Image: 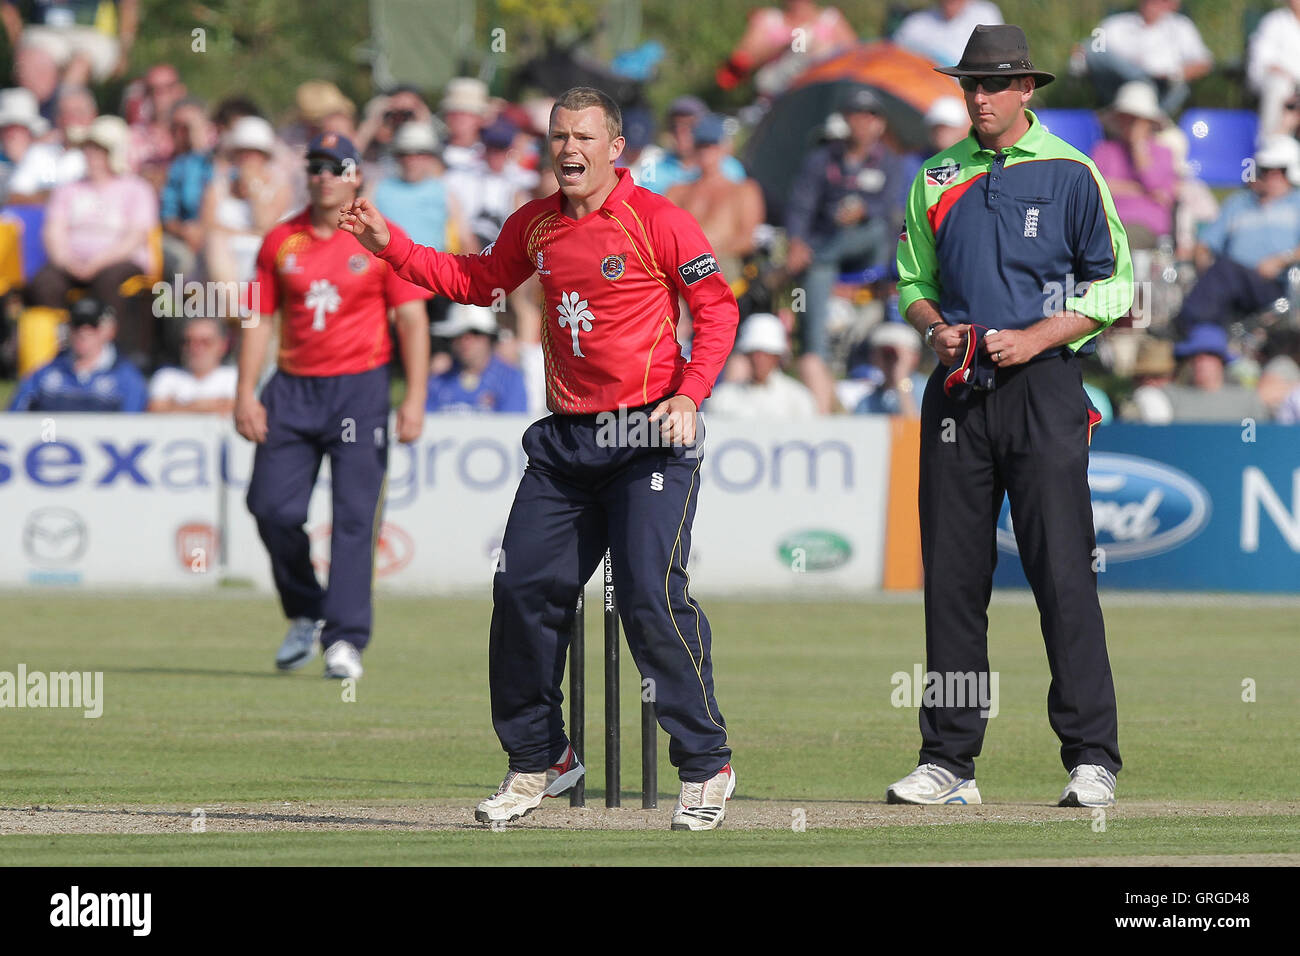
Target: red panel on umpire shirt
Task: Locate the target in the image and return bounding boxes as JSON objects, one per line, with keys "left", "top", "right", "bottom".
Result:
{"left": 255, "top": 211, "right": 429, "bottom": 376}
{"left": 376, "top": 167, "right": 738, "bottom": 413}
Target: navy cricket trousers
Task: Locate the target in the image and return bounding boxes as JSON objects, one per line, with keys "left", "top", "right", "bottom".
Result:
{"left": 917, "top": 354, "right": 1121, "bottom": 778}
{"left": 246, "top": 366, "right": 389, "bottom": 651}
{"left": 490, "top": 405, "right": 731, "bottom": 782}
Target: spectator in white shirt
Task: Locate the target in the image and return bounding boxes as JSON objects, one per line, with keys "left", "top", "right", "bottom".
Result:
{"left": 1085, "top": 0, "right": 1212, "bottom": 115}
{"left": 147, "top": 316, "right": 237, "bottom": 413}
{"left": 1248, "top": 0, "right": 1300, "bottom": 137}
{"left": 707, "top": 313, "right": 818, "bottom": 419}
{"left": 1, "top": 85, "right": 88, "bottom": 201}
{"left": 444, "top": 116, "right": 537, "bottom": 251}
{"left": 893, "top": 0, "right": 1004, "bottom": 67}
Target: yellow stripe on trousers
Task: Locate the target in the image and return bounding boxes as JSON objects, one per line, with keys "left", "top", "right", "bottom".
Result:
{"left": 663, "top": 436, "right": 727, "bottom": 743}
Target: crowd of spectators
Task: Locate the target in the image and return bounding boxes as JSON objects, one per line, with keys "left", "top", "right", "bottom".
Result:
{"left": 4, "top": 0, "right": 1300, "bottom": 425}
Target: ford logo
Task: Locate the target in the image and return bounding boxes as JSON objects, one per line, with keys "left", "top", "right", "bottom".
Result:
{"left": 997, "top": 453, "right": 1211, "bottom": 562}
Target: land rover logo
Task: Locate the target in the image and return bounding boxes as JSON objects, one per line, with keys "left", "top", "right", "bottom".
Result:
{"left": 778, "top": 530, "right": 852, "bottom": 571}
{"left": 997, "top": 453, "right": 1212, "bottom": 562}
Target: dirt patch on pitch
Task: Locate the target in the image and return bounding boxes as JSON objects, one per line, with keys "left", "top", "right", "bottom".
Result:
{"left": 0, "top": 799, "right": 1293, "bottom": 835}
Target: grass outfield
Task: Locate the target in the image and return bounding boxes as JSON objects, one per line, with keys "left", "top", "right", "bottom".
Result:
{"left": 0, "top": 593, "right": 1296, "bottom": 865}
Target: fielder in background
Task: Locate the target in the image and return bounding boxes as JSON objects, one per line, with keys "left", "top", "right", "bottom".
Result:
{"left": 892, "top": 25, "right": 1133, "bottom": 808}
{"left": 340, "top": 86, "right": 740, "bottom": 831}
{"left": 235, "top": 132, "right": 430, "bottom": 680}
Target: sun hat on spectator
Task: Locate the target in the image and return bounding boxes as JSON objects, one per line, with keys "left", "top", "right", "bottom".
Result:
{"left": 392, "top": 121, "right": 440, "bottom": 155}
{"left": 296, "top": 80, "right": 355, "bottom": 124}
{"left": 441, "top": 77, "right": 489, "bottom": 116}
{"left": 0, "top": 87, "right": 49, "bottom": 135}
{"left": 69, "top": 115, "right": 130, "bottom": 174}
{"left": 1174, "top": 324, "right": 1232, "bottom": 362}
{"left": 924, "top": 96, "right": 967, "bottom": 130}
{"left": 1255, "top": 134, "right": 1300, "bottom": 186}
{"left": 1132, "top": 337, "right": 1176, "bottom": 378}
{"left": 481, "top": 116, "right": 517, "bottom": 150}
{"left": 736, "top": 313, "right": 789, "bottom": 355}
{"left": 869, "top": 321, "right": 922, "bottom": 352}
{"left": 1108, "top": 81, "right": 1166, "bottom": 126}
{"left": 433, "top": 303, "right": 499, "bottom": 338}
{"left": 223, "top": 115, "right": 276, "bottom": 156}
{"left": 306, "top": 131, "right": 360, "bottom": 166}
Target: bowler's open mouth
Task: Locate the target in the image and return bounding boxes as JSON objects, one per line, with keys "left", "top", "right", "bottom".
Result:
{"left": 560, "top": 161, "right": 586, "bottom": 183}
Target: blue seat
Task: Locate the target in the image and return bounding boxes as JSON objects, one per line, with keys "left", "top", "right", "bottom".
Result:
{"left": 1034, "top": 109, "right": 1103, "bottom": 155}
{"left": 1178, "top": 109, "right": 1258, "bottom": 188}
{"left": 1, "top": 204, "right": 48, "bottom": 280}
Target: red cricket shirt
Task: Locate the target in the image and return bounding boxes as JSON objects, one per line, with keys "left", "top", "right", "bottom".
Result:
{"left": 255, "top": 210, "right": 429, "bottom": 376}
{"left": 375, "top": 167, "right": 739, "bottom": 413}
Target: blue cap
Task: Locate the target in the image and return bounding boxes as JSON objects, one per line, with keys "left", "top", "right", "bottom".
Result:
{"left": 306, "top": 131, "right": 359, "bottom": 165}
{"left": 481, "top": 116, "right": 517, "bottom": 150}
{"left": 622, "top": 106, "right": 654, "bottom": 149}
{"left": 668, "top": 95, "right": 706, "bottom": 118}
{"left": 1174, "top": 324, "right": 1232, "bottom": 362}
{"left": 843, "top": 87, "right": 884, "bottom": 115}
{"left": 693, "top": 113, "right": 727, "bottom": 146}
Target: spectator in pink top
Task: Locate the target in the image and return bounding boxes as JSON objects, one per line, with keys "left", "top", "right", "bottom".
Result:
{"left": 1090, "top": 82, "right": 1177, "bottom": 249}
{"left": 29, "top": 114, "right": 159, "bottom": 361}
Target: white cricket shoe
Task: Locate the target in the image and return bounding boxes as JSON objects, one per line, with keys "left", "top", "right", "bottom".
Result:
{"left": 322, "top": 640, "right": 364, "bottom": 680}
{"left": 671, "top": 764, "right": 736, "bottom": 831}
{"left": 1059, "top": 764, "right": 1117, "bottom": 807}
{"left": 474, "top": 745, "right": 585, "bottom": 825}
{"left": 886, "top": 763, "right": 982, "bottom": 805}
{"left": 275, "top": 617, "right": 323, "bottom": 671}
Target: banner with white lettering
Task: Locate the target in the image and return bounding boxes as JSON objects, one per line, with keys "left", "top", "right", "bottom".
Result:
{"left": 0, "top": 415, "right": 222, "bottom": 587}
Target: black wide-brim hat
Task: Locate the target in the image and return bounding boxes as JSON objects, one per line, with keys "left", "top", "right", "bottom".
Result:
{"left": 935, "top": 24, "right": 1055, "bottom": 87}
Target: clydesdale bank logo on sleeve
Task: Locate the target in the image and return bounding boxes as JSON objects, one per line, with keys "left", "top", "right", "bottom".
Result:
{"left": 678, "top": 253, "right": 720, "bottom": 285}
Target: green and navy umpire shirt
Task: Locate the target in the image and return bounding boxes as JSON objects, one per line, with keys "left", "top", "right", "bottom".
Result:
{"left": 896, "top": 109, "right": 1133, "bottom": 353}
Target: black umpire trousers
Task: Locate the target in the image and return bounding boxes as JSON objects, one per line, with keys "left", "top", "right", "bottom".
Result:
{"left": 917, "top": 352, "right": 1121, "bottom": 778}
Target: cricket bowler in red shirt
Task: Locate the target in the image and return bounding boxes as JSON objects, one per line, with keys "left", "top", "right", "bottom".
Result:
{"left": 236, "top": 132, "right": 430, "bottom": 681}
{"left": 341, "top": 87, "right": 738, "bottom": 830}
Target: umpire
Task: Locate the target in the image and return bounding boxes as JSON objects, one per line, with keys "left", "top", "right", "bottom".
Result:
{"left": 889, "top": 25, "right": 1133, "bottom": 808}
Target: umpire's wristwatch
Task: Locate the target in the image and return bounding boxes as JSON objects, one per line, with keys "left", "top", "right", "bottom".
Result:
{"left": 924, "top": 321, "right": 943, "bottom": 349}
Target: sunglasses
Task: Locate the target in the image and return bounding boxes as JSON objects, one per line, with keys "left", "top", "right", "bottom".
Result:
{"left": 959, "top": 75, "right": 1018, "bottom": 94}
{"left": 183, "top": 336, "right": 219, "bottom": 346}
{"left": 307, "top": 158, "right": 347, "bottom": 177}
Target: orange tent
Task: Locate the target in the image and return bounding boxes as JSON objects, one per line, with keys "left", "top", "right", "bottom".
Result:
{"left": 791, "top": 42, "right": 961, "bottom": 115}
{"left": 742, "top": 42, "right": 961, "bottom": 223}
